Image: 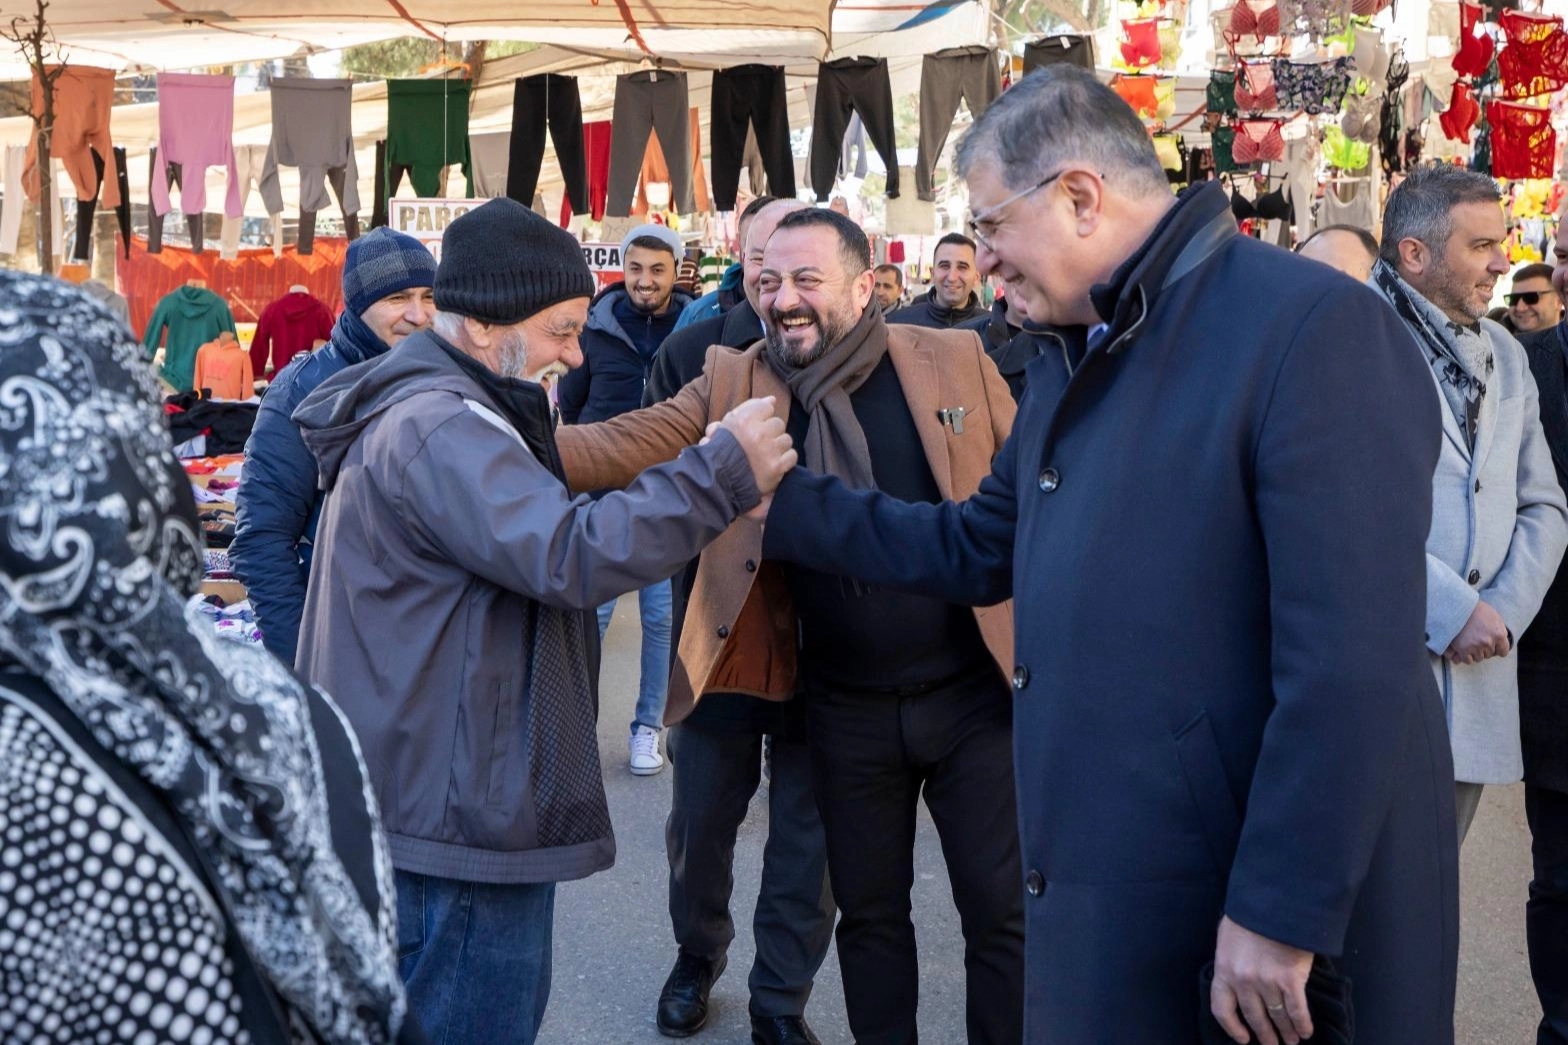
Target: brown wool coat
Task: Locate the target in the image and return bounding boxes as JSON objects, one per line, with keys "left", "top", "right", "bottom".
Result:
{"left": 555, "top": 324, "right": 1018, "bottom": 724}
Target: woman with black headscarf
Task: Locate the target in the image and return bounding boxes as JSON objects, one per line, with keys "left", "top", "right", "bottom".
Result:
{"left": 0, "top": 270, "right": 413, "bottom": 1044}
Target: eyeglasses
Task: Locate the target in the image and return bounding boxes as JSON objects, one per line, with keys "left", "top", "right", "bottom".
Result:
{"left": 1507, "top": 290, "right": 1557, "bottom": 306}
{"left": 966, "top": 169, "right": 1066, "bottom": 252}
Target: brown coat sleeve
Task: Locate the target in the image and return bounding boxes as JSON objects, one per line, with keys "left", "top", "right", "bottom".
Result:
{"left": 555, "top": 367, "right": 715, "bottom": 494}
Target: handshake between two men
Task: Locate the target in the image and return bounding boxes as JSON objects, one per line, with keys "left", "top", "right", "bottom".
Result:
{"left": 705, "top": 396, "right": 797, "bottom": 520}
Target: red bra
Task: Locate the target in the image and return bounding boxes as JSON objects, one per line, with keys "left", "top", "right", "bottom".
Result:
{"left": 1231, "top": 119, "right": 1285, "bottom": 164}
{"left": 1229, "top": 0, "right": 1281, "bottom": 42}
{"left": 1498, "top": 10, "right": 1568, "bottom": 100}
{"left": 1452, "top": 0, "right": 1496, "bottom": 79}
{"left": 1121, "top": 18, "right": 1162, "bottom": 69}
{"left": 1439, "top": 81, "right": 1480, "bottom": 142}
{"left": 1234, "top": 61, "right": 1278, "bottom": 112}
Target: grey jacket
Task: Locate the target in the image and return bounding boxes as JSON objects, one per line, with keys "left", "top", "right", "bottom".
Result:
{"left": 1419, "top": 317, "right": 1568, "bottom": 784}
{"left": 293, "top": 331, "right": 760, "bottom": 884}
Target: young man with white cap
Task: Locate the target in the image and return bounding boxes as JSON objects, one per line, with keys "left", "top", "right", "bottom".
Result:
{"left": 558, "top": 223, "right": 694, "bottom": 775}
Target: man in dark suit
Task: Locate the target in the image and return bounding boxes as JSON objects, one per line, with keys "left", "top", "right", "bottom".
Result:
{"left": 760, "top": 65, "right": 1458, "bottom": 1045}
{"left": 1515, "top": 217, "right": 1568, "bottom": 1045}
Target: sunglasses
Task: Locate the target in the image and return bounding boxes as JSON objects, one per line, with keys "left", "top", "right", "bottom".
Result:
{"left": 1506, "top": 290, "right": 1557, "bottom": 306}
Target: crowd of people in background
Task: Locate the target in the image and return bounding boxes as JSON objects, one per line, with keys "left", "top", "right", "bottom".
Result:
{"left": 7, "top": 62, "right": 1568, "bottom": 1045}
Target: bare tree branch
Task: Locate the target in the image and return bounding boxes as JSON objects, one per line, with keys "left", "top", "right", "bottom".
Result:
{"left": 1, "top": 0, "right": 66, "bottom": 273}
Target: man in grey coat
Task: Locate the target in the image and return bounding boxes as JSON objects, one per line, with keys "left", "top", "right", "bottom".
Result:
{"left": 293, "top": 198, "right": 797, "bottom": 1045}
{"left": 1370, "top": 164, "right": 1568, "bottom": 844}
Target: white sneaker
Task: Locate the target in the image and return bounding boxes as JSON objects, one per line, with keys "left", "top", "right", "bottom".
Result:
{"left": 629, "top": 725, "right": 665, "bottom": 776}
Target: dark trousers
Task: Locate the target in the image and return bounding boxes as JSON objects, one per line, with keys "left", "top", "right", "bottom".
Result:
{"left": 1022, "top": 34, "right": 1096, "bottom": 73}
{"left": 710, "top": 64, "right": 796, "bottom": 210}
{"left": 146, "top": 147, "right": 205, "bottom": 255}
{"left": 666, "top": 721, "right": 835, "bottom": 1018}
{"left": 606, "top": 71, "right": 693, "bottom": 218}
{"left": 75, "top": 146, "right": 130, "bottom": 261}
{"left": 508, "top": 74, "right": 587, "bottom": 214}
{"left": 1528, "top": 785, "right": 1568, "bottom": 1044}
{"left": 805, "top": 666, "right": 1025, "bottom": 1045}
{"left": 810, "top": 57, "right": 900, "bottom": 200}
{"left": 916, "top": 47, "right": 1001, "bottom": 202}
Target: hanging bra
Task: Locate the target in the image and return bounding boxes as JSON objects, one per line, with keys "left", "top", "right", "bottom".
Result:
{"left": 1272, "top": 57, "right": 1354, "bottom": 114}
{"left": 1256, "top": 183, "right": 1294, "bottom": 222}
{"left": 1350, "top": 27, "right": 1390, "bottom": 86}
{"left": 1158, "top": 23, "right": 1183, "bottom": 69}
{"left": 1322, "top": 123, "right": 1372, "bottom": 169}
{"left": 1110, "top": 74, "right": 1175, "bottom": 121}
{"left": 1498, "top": 10, "right": 1568, "bottom": 100}
{"left": 1452, "top": 1, "right": 1496, "bottom": 80}
{"left": 1208, "top": 69, "right": 1239, "bottom": 115}
{"left": 1231, "top": 182, "right": 1259, "bottom": 221}
{"left": 1121, "top": 18, "right": 1163, "bottom": 69}
{"left": 1229, "top": 0, "right": 1282, "bottom": 42}
{"left": 1152, "top": 133, "right": 1184, "bottom": 172}
{"left": 1235, "top": 61, "right": 1279, "bottom": 112}
{"left": 1340, "top": 89, "right": 1381, "bottom": 144}
{"left": 1278, "top": 0, "right": 1353, "bottom": 41}
{"left": 1439, "top": 81, "right": 1481, "bottom": 143}
{"left": 1231, "top": 119, "right": 1286, "bottom": 164}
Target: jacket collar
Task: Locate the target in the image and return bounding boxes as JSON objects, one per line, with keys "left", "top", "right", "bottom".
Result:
{"left": 720, "top": 299, "right": 764, "bottom": 348}
{"left": 587, "top": 282, "right": 694, "bottom": 347}
{"left": 1088, "top": 182, "right": 1235, "bottom": 352}
{"left": 429, "top": 334, "right": 565, "bottom": 480}
{"left": 919, "top": 287, "right": 984, "bottom": 326}
{"left": 326, "top": 305, "right": 394, "bottom": 367}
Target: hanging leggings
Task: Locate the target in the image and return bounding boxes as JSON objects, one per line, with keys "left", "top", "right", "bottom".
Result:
{"left": 709, "top": 64, "right": 796, "bottom": 211}
{"left": 810, "top": 57, "right": 900, "bottom": 200}
{"left": 147, "top": 148, "right": 207, "bottom": 254}
{"left": 259, "top": 77, "right": 361, "bottom": 256}
{"left": 1022, "top": 35, "right": 1096, "bottom": 73}
{"left": 916, "top": 46, "right": 1000, "bottom": 201}
{"left": 72, "top": 146, "right": 129, "bottom": 261}
{"left": 384, "top": 79, "right": 473, "bottom": 208}
{"left": 605, "top": 71, "right": 693, "bottom": 217}
{"left": 219, "top": 144, "right": 282, "bottom": 259}
{"left": 507, "top": 74, "right": 587, "bottom": 214}
{"left": 1, "top": 144, "right": 61, "bottom": 259}
{"left": 585, "top": 121, "right": 611, "bottom": 223}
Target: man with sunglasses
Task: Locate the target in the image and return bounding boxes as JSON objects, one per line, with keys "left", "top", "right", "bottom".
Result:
{"left": 757, "top": 65, "right": 1460, "bottom": 1045}
{"left": 1510, "top": 263, "right": 1564, "bottom": 335}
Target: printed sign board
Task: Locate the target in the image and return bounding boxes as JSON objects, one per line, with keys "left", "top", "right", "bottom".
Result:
{"left": 387, "top": 199, "right": 480, "bottom": 262}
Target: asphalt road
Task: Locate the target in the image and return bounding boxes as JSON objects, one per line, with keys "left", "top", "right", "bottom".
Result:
{"left": 537, "top": 598, "right": 1545, "bottom": 1044}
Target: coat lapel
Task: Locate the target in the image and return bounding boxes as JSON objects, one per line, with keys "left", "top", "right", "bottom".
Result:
{"left": 887, "top": 331, "right": 955, "bottom": 499}
{"left": 1426, "top": 363, "right": 1473, "bottom": 463}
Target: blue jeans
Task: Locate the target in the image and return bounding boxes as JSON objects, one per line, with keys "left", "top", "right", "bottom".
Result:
{"left": 395, "top": 870, "right": 556, "bottom": 1045}
{"left": 597, "top": 578, "right": 672, "bottom": 732}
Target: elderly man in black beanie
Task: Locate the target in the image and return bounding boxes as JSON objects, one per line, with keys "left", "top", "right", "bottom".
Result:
{"left": 292, "top": 197, "right": 798, "bottom": 1045}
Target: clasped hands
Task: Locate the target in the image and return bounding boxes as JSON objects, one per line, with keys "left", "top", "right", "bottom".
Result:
{"left": 703, "top": 397, "right": 796, "bottom": 520}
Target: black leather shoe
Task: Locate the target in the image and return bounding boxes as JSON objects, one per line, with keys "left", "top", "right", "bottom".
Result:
{"left": 750, "top": 1015, "right": 822, "bottom": 1045}
{"left": 656, "top": 951, "right": 727, "bottom": 1037}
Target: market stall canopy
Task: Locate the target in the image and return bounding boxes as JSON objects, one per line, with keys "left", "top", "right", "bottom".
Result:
{"left": 0, "top": 0, "right": 989, "bottom": 78}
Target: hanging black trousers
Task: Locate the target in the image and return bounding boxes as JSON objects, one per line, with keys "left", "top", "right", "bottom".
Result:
{"left": 507, "top": 74, "right": 588, "bottom": 214}
{"left": 1022, "top": 34, "right": 1096, "bottom": 74}
{"left": 146, "top": 147, "right": 206, "bottom": 255}
{"left": 710, "top": 64, "right": 796, "bottom": 211}
{"left": 75, "top": 145, "right": 130, "bottom": 261}
{"left": 810, "top": 57, "right": 899, "bottom": 200}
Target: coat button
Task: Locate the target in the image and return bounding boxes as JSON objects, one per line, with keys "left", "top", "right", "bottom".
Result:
{"left": 1012, "top": 665, "right": 1030, "bottom": 690}
{"left": 1038, "top": 467, "right": 1060, "bottom": 493}
{"left": 717, "top": 625, "right": 731, "bottom": 638}
{"left": 1475, "top": 479, "right": 1482, "bottom": 493}
{"left": 1468, "top": 569, "right": 1481, "bottom": 585}
{"left": 745, "top": 559, "right": 757, "bottom": 573}
{"left": 1025, "top": 870, "right": 1044, "bottom": 896}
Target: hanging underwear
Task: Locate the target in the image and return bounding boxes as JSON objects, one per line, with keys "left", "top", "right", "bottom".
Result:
{"left": 1439, "top": 82, "right": 1482, "bottom": 142}
{"left": 1110, "top": 75, "right": 1175, "bottom": 121}
{"left": 1322, "top": 124, "right": 1372, "bottom": 169}
{"left": 1211, "top": 124, "right": 1239, "bottom": 174}
{"left": 1208, "top": 69, "right": 1238, "bottom": 115}
{"left": 1350, "top": 27, "right": 1391, "bottom": 86}
{"left": 1488, "top": 99, "right": 1556, "bottom": 179}
{"left": 1158, "top": 24, "right": 1182, "bottom": 69}
{"left": 1235, "top": 61, "right": 1279, "bottom": 112}
{"left": 1121, "top": 18, "right": 1163, "bottom": 69}
{"left": 1272, "top": 57, "right": 1354, "bottom": 114}
{"left": 1232, "top": 119, "right": 1286, "bottom": 164}
{"left": 1231, "top": 178, "right": 1259, "bottom": 221}
{"left": 1452, "top": 1, "right": 1496, "bottom": 80}
{"left": 1229, "top": 0, "right": 1282, "bottom": 42}
{"left": 1152, "top": 133, "right": 1183, "bottom": 171}
{"left": 1498, "top": 10, "right": 1568, "bottom": 100}
{"left": 1340, "top": 89, "right": 1381, "bottom": 144}
{"left": 1278, "top": 0, "right": 1352, "bottom": 41}
{"left": 1256, "top": 183, "right": 1294, "bottom": 221}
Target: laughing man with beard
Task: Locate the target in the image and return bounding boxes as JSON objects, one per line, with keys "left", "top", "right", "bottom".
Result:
{"left": 555, "top": 207, "right": 1025, "bottom": 1045}
{"left": 559, "top": 223, "right": 695, "bottom": 776}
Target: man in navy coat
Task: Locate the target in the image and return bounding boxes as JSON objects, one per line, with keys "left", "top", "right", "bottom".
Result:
{"left": 761, "top": 66, "right": 1459, "bottom": 1045}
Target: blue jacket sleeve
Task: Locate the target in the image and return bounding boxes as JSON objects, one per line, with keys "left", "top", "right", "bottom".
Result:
{"left": 557, "top": 348, "right": 590, "bottom": 424}
{"left": 230, "top": 369, "right": 320, "bottom": 665}
{"left": 1223, "top": 288, "right": 1443, "bottom": 955}
{"left": 761, "top": 430, "right": 1019, "bottom": 606}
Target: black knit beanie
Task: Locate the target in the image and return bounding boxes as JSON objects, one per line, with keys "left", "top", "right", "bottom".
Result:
{"left": 434, "top": 197, "right": 596, "bottom": 325}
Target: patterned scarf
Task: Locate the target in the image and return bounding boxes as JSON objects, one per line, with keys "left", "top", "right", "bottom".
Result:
{"left": 1372, "top": 258, "right": 1493, "bottom": 448}
{"left": 763, "top": 298, "right": 888, "bottom": 491}
{"left": 0, "top": 273, "right": 405, "bottom": 1043}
